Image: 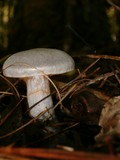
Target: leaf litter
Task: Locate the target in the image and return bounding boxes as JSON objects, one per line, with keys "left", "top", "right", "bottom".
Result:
{"left": 0, "top": 54, "right": 120, "bottom": 159}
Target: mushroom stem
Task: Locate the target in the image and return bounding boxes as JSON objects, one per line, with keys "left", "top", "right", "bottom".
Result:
{"left": 25, "top": 75, "right": 54, "bottom": 120}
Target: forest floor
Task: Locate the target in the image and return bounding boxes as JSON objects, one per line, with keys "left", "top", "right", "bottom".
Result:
{"left": 0, "top": 52, "right": 120, "bottom": 159}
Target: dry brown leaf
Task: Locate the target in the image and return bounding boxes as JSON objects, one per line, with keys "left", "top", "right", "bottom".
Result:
{"left": 96, "top": 96, "right": 120, "bottom": 140}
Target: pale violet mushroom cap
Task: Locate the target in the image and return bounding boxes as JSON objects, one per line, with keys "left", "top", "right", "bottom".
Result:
{"left": 2, "top": 48, "right": 75, "bottom": 120}
{"left": 3, "top": 48, "right": 75, "bottom": 77}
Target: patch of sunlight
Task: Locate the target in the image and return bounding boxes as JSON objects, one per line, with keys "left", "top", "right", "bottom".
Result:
{"left": 10, "top": 6, "right": 15, "bottom": 18}
{"left": 3, "top": 5, "right": 9, "bottom": 23}
{"left": 106, "top": 6, "right": 119, "bottom": 42}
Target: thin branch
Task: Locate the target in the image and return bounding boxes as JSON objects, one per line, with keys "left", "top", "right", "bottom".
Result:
{"left": 0, "top": 147, "right": 119, "bottom": 160}
{"left": 86, "top": 54, "right": 120, "bottom": 61}
{"left": 106, "top": 0, "right": 120, "bottom": 11}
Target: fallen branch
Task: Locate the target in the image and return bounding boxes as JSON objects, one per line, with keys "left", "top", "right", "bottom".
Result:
{"left": 0, "top": 147, "right": 119, "bottom": 160}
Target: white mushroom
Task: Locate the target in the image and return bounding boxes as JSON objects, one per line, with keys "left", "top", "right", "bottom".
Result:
{"left": 2, "top": 48, "right": 75, "bottom": 120}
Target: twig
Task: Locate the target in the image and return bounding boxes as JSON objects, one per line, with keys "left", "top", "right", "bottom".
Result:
{"left": 0, "top": 147, "right": 119, "bottom": 160}
{"left": 69, "top": 70, "right": 119, "bottom": 96}
{"left": 0, "top": 79, "right": 20, "bottom": 100}
{"left": 82, "top": 58, "right": 100, "bottom": 76}
{"left": 86, "top": 54, "right": 120, "bottom": 60}
{"left": 106, "top": 0, "right": 120, "bottom": 11}
{"left": 0, "top": 74, "right": 20, "bottom": 99}
{"left": 0, "top": 153, "right": 31, "bottom": 160}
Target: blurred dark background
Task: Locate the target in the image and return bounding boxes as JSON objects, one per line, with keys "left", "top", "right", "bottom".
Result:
{"left": 0, "top": 0, "right": 120, "bottom": 56}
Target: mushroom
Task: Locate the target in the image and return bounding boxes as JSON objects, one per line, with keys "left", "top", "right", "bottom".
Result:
{"left": 2, "top": 48, "right": 75, "bottom": 120}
